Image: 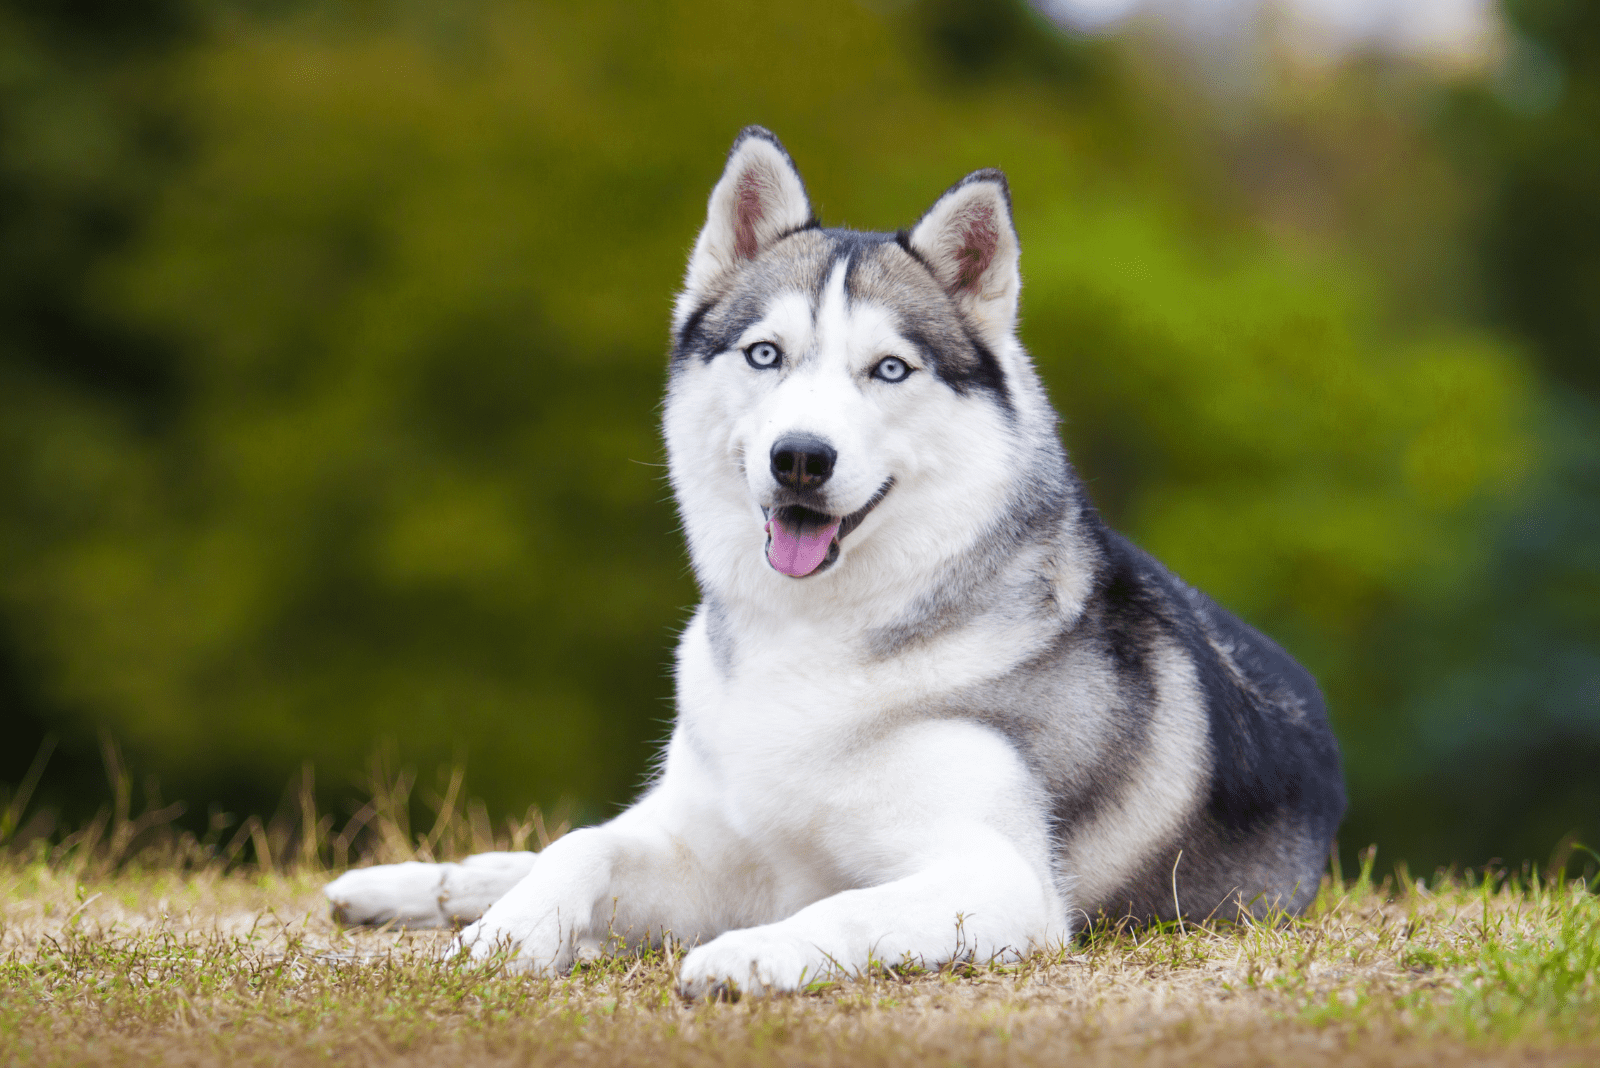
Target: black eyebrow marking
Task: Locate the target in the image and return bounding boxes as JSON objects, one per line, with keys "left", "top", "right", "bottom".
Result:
{"left": 961, "top": 327, "right": 1012, "bottom": 412}
{"left": 673, "top": 299, "right": 716, "bottom": 362}
{"left": 897, "top": 319, "right": 1014, "bottom": 414}
{"left": 695, "top": 298, "right": 771, "bottom": 364}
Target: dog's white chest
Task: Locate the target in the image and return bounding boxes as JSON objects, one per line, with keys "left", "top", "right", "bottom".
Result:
{"left": 685, "top": 633, "right": 880, "bottom": 819}
{"left": 667, "top": 610, "right": 1044, "bottom": 902}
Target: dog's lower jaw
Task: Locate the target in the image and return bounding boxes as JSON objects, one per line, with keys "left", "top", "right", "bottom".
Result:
{"left": 761, "top": 478, "right": 894, "bottom": 579}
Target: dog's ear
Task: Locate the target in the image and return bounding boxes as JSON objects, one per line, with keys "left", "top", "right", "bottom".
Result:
{"left": 678, "top": 127, "right": 814, "bottom": 314}
{"left": 906, "top": 170, "right": 1020, "bottom": 344}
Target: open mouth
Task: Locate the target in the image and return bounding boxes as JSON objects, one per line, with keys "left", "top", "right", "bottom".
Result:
{"left": 762, "top": 480, "right": 893, "bottom": 578}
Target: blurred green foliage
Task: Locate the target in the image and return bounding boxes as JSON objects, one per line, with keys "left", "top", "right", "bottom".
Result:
{"left": 0, "top": 0, "right": 1590, "bottom": 870}
{"left": 1363, "top": 0, "right": 1600, "bottom": 868}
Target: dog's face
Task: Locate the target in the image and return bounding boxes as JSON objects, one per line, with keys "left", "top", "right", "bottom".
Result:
{"left": 665, "top": 128, "right": 1034, "bottom": 606}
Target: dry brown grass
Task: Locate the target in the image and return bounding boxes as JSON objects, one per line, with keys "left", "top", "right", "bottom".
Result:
{"left": 3, "top": 752, "right": 1596, "bottom": 1066}
{"left": 3, "top": 854, "right": 1598, "bottom": 1068}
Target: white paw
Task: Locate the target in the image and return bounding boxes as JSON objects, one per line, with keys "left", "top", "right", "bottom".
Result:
{"left": 453, "top": 905, "right": 596, "bottom": 975}
{"left": 677, "top": 928, "right": 823, "bottom": 999}
{"left": 325, "top": 862, "right": 448, "bottom": 928}
{"left": 326, "top": 854, "right": 537, "bottom": 929}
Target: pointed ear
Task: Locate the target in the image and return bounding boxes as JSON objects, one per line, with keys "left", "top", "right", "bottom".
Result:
{"left": 678, "top": 127, "right": 814, "bottom": 316}
{"left": 906, "top": 170, "right": 1020, "bottom": 344}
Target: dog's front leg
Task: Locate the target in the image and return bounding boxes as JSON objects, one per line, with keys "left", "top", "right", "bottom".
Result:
{"left": 454, "top": 802, "right": 711, "bottom": 973}
{"left": 676, "top": 825, "right": 1065, "bottom": 998}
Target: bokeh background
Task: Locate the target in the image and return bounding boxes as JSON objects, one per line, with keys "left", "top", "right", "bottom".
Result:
{"left": 0, "top": 0, "right": 1594, "bottom": 875}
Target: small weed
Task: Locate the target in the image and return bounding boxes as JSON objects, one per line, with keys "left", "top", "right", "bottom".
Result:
{"left": 1446, "top": 879, "right": 1600, "bottom": 1040}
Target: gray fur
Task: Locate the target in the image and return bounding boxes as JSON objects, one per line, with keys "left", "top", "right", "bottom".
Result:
{"left": 703, "top": 598, "right": 736, "bottom": 679}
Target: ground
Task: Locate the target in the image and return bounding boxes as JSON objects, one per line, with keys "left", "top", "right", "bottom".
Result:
{"left": 2, "top": 850, "right": 1597, "bottom": 1068}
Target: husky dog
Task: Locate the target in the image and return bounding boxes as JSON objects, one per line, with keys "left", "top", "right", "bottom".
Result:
{"left": 325, "top": 127, "right": 1345, "bottom": 997}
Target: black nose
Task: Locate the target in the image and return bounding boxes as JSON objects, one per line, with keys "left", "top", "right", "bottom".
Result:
{"left": 770, "top": 435, "right": 837, "bottom": 491}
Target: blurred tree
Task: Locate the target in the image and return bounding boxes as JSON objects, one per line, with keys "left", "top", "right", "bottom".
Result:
{"left": 1342, "top": 0, "right": 1600, "bottom": 870}
{"left": 1474, "top": 0, "right": 1600, "bottom": 398}
{"left": 0, "top": 0, "right": 200, "bottom": 815}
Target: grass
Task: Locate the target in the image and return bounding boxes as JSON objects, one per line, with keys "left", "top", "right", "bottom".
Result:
{"left": 2, "top": 753, "right": 1597, "bottom": 1066}
{"left": 2, "top": 854, "right": 1598, "bottom": 1066}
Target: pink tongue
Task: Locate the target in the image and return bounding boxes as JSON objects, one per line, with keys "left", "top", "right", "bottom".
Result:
{"left": 765, "top": 511, "right": 842, "bottom": 577}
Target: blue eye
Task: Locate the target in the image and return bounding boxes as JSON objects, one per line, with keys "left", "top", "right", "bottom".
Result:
{"left": 873, "top": 356, "right": 911, "bottom": 382}
{"left": 745, "top": 342, "right": 782, "bottom": 369}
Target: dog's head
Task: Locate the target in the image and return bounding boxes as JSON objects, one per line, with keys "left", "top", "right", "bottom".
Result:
{"left": 665, "top": 128, "right": 1050, "bottom": 606}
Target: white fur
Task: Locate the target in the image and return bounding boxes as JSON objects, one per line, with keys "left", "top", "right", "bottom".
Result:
{"left": 327, "top": 137, "right": 1087, "bottom": 997}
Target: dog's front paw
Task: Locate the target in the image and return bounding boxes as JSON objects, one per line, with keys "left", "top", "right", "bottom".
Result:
{"left": 454, "top": 907, "right": 602, "bottom": 975}
{"left": 325, "top": 862, "right": 447, "bottom": 928}
{"left": 455, "top": 913, "right": 558, "bottom": 974}
{"left": 677, "top": 928, "right": 823, "bottom": 999}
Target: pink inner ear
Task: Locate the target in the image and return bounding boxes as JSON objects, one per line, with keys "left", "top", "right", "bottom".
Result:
{"left": 952, "top": 204, "right": 999, "bottom": 292}
{"left": 734, "top": 167, "right": 772, "bottom": 261}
